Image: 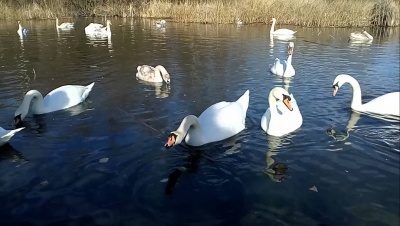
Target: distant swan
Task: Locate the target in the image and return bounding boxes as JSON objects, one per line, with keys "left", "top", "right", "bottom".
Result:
{"left": 236, "top": 18, "right": 243, "bottom": 25}
{"left": 14, "top": 82, "right": 95, "bottom": 126}
{"left": 85, "top": 20, "right": 112, "bottom": 37}
{"left": 165, "top": 90, "right": 249, "bottom": 147}
{"left": 270, "top": 18, "right": 296, "bottom": 35}
{"left": 17, "top": 21, "right": 28, "bottom": 37}
{"left": 0, "top": 127, "right": 24, "bottom": 146}
{"left": 270, "top": 42, "right": 295, "bottom": 77}
{"left": 156, "top": 20, "right": 166, "bottom": 28}
{"left": 349, "top": 30, "right": 373, "bottom": 41}
{"left": 332, "top": 74, "right": 399, "bottom": 116}
{"left": 56, "top": 17, "right": 74, "bottom": 30}
{"left": 136, "top": 65, "right": 171, "bottom": 84}
{"left": 261, "top": 87, "right": 302, "bottom": 136}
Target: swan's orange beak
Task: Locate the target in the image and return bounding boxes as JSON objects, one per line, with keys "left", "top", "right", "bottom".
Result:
{"left": 283, "top": 97, "right": 293, "bottom": 111}
{"left": 333, "top": 86, "right": 338, "bottom": 96}
{"left": 165, "top": 134, "right": 176, "bottom": 148}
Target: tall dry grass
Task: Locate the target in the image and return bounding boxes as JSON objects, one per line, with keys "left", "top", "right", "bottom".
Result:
{"left": 0, "top": 0, "right": 398, "bottom": 27}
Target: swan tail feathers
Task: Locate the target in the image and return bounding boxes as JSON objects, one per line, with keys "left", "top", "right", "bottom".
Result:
{"left": 236, "top": 90, "right": 250, "bottom": 113}
{"left": 1, "top": 127, "right": 24, "bottom": 142}
{"left": 82, "top": 82, "right": 95, "bottom": 100}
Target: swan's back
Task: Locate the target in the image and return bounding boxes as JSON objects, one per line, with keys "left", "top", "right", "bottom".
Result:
{"left": 273, "top": 29, "right": 296, "bottom": 35}
{"left": 271, "top": 58, "right": 285, "bottom": 76}
{"left": 43, "top": 83, "right": 94, "bottom": 113}
{"left": 85, "top": 23, "right": 104, "bottom": 33}
{"left": 197, "top": 90, "right": 249, "bottom": 143}
{"left": 363, "top": 92, "right": 400, "bottom": 116}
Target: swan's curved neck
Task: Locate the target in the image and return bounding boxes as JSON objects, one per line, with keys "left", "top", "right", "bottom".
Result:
{"left": 155, "top": 65, "right": 169, "bottom": 82}
{"left": 270, "top": 20, "right": 276, "bottom": 34}
{"left": 286, "top": 54, "right": 292, "bottom": 65}
{"left": 106, "top": 23, "right": 111, "bottom": 35}
{"left": 56, "top": 18, "right": 59, "bottom": 28}
{"left": 364, "top": 31, "right": 373, "bottom": 40}
{"left": 344, "top": 76, "right": 363, "bottom": 110}
{"left": 17, "top": 90, "right": 45, "bottom": 119}
{"left": 173, "top": 115, "right": 203, "bottom": 144}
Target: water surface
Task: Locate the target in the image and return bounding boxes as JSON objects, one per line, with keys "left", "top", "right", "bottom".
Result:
{"left": 0, "top": 18, "right": 399, "bottom": 226}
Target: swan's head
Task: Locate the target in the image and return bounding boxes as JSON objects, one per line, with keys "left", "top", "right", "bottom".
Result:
{"left": 271, "top": 18, "right": 277, "bottom": 22}
{"left": 14, "top": 101, "right": 29, "bottom": 127}
{"left": 287, "top": 42, "right": 294, "bottom": 55}
{"left": 162, "top": 73, "right": 171, "bottom": 84}
{"left": 106, "top": 20, "right": 112, "bottom": 26}
{"left": 332, "top": 74, "right": 349, "bottom": 96}
{"left": 272, "top": 87, "right": 293, "bottom": 111}
{"left": 165, "top": 131, "right": 184, "bottom": 148}
{"left": 18, "top": 20, "right": 21, "bottom": 24}
{"left": 160, "top": 20, "right": 166, "bottom": 24}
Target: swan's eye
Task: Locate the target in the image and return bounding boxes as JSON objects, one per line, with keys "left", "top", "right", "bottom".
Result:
{"left": 282, "top": 94, "right": 291, "bottom": 101}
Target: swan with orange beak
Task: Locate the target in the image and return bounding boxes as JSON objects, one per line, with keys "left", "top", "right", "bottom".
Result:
{"left": 261, "top": 87, "right": 302, "bottom": 136}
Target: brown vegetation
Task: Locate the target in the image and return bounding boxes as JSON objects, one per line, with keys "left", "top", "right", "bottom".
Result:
{"left": 0, "top": 0, "right": 398, "bottom": 27}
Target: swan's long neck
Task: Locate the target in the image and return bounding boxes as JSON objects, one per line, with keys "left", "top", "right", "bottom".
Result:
{"left": 286, "top": 54, "right": 292, "bottom": 65}
{"left": 106, "top": 23, "right": 111, "bottom": 35}
{"left": 364, "top": 31, "right": 373, "bottom": 40}
{"left": 56, "top": 18, "right": 59, "bottom": 28}
{"left": 16, "top": 90, "right": 45, "bottom": 120}
{"left": 270, "top": 20, "right": 276, "bottom": 34}
{"left": 155, "top": 65, "right": 170, "bottom": 83}
{"left": 345, "top": 76, "right": 363, "bottom": 111}
{"left": 173, "top": 115, "right": 203, "bottom": 145}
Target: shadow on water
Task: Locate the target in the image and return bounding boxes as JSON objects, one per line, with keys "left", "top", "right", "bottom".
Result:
{"left": 0, "top": 143, "right": 29, "bottom": 163}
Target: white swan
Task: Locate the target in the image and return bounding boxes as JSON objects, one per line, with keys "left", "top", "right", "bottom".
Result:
{"left": 349, "top": 30, "right": 373, "bottom": 41}
{"left": 56, "top": 17, "right": 74, "bottom": 30}
{"left": 85, "top": 20, "right": 112, "bottom": 37}
{"left": 270, "top": 42, "right": 295, "bottom": 77}
{"left": 156, "top": 20, "right": 166, "bottom": 28}
{"left": 236, "top": 18, "right": 243, "bottom": 26}
{"left": 17, "top": 21, "right": 28, "bottom": 38}
{"left": 332, "top": 74, "right": 400, "bottom": 116}
{"left": 165, "top": 90, "right": 250, "bottom": 147}
{"left": 136, "top": 65, "right": 171, "bottom": 84}
{"left": 261, "top": 87, "right": 302, "bottom": 136}
{"left": 14, "top": 82, "right": 95, "bottom": 125}
{"left": 270, "top": 18, "right": 296, "bottom": 35}
{"left": 0, "top": 127, "right": 24, "bottom": 146}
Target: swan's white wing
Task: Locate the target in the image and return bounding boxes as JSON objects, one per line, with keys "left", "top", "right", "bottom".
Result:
{"left": 0, "top": 127, "right": 24, "bottom": 146}
{"left": 363, "top": 92, "right": 400, "bottom": 116}
{"left": 197, "top": 100, "right": 246, "bottom": 144}
{"left": 42, "top": 83, "right": 94, "bottom": 113}
{"left": 271, "top": 58, "right": 284, "bottom": 76}
{"left": 273, "top": 29, "right": 296, "bottom": 35}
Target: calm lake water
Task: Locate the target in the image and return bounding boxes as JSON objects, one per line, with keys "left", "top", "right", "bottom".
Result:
{"left": 0, "top": 18, "right": 399, "bottom": 226}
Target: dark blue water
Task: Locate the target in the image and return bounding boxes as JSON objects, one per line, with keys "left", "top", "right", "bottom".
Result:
{"left": 0, "top": 18, "right": 399, "bottom": 226}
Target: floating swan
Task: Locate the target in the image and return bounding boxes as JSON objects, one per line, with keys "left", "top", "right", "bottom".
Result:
{"left": 349, "top": 30, "right": 373, "bottom": 41}
{"left": 156, "top": 20, "right": 166, "bottom": 28}
{"left": 332, "top": 74, "right": 400, "bottom": 116}
{"left": 17, "top": 21, "right": 28, "bottom": 38}
{"left": 261, "top": 87, "right": 302, "bottom": 136}
{"left": 270, "top": 18, "right": 296, "bottom": 35}
{"left": 14, "top": 82, "right": 95, "bottom": 125}
{"left": 236, "top": 18, "right": 243, "bottom": 26}
{"left": 85, "top": 20, "right": 112, "bottom": 37}
{"left": 56, "top": 17, "right": 74, "bottom": 30}
{"left": 136, "top": 65, "right": 171, "bottom": 84}
{"left": 270, "top": 42, "right": 295, "bottom": 77}
{"left": 0, "top": 127, "right": 24, "bottom": 146}
{"left": 165, "top": 90, "right": 250, "bottom": 147}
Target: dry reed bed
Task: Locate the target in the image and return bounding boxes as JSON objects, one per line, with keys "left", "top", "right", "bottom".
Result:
{"left": 0, "top": 0, "right": 398, "bottom": 27}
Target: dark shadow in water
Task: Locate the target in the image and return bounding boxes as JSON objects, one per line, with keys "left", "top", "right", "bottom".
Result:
{"left": 0, "top": 143, "right": 29, "bottom": 163}
{"left": 265, "top": 135, "right": 292, "bottom": 182}
{"left": 165, "top": 148, "right": 203, "bottom": 195}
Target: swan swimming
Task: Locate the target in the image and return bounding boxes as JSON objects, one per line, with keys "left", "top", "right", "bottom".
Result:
{"left": 349, "top": 30, "right": 373, "bottom": 41}
{"left": 136, "top": 65, "right": 170, "bottom": 84}
{"left": 85, "top": 20, "right": 112, "bottom": 37}
{"left": 261, "top": 87, "right": 302, "bottom": 136}
{"left": 14, "top": 82, "right": 95, "bottom": 126}
{"left": 0, "top": 127, "right": 24, "bottom": 146}
{"left": 17, "top": 21, "right": 28, "bottom": 38}
{"left": 270, "top": 18, "right": 296, "bottom": 35}
{"left": 332, "top": 74, "right": 400, "bottom": 116}
{"left": 56, "top": 17, "right": 74, "bottom": 30}
{"left": 156, "top": 20, "right": 166, "bottom": 28}
{"left": 270, "top": 42, "right": 295, "bottom": 77}
{"left": 165, "top": 90, "right": 250, "bottom": 147}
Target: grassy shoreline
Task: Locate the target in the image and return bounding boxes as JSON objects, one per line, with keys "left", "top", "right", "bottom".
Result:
{"left": 1, "top": 0, "right": 398, "bottom": 27}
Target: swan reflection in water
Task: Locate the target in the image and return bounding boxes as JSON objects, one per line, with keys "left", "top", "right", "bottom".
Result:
{"left": 348, "top": 39, "right": 373, "bottom": 47}
{"left": 86, "top": 33, "right": 113, "bottom": 53}
{"left": 269, "top": 34, "right": 296, "bottom": 49}
{"left": 327, "top": 111, "right": 361, "bottom": 141}
{"left": 0, "top": 143, "right": 29, "bottom": 163}
{"left": 265, "top": 134, "right": 294, "bottom": 182}
{"left": 137, "top": 80, "right": 171, "bottom": 99}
